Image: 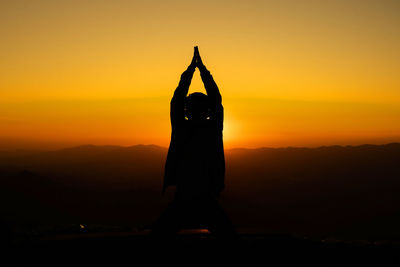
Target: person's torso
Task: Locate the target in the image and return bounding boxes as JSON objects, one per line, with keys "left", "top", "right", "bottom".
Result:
{"left": 174, "top": 120, "right": 223, "bottom": 197}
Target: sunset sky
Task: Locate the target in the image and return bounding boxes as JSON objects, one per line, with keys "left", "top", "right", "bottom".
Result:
{"left": 1, "top": 0, "right": 399, "bottom": 149}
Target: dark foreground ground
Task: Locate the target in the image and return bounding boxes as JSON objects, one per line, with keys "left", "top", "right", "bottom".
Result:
{"left": 3, "top": 229, "right": 400, "bottom": 266}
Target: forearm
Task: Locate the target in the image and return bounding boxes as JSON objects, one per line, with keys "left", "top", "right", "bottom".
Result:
{"left": 199, "top": 67, "right": 221, "bottom": 103}
{"left": 170, "top": 66, "right": 195, "bottom": 125}
{"left": 173, "top": 66, "right": 195, "bottom": 99}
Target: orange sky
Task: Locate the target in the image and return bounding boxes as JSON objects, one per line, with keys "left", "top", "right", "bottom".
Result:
{"left": 1, "top": 0, "right": 400, "bottom": 150}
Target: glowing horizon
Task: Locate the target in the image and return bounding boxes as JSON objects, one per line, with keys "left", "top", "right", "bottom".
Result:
{"left": 1, "top": 0, "right": 400, "bottom": 150}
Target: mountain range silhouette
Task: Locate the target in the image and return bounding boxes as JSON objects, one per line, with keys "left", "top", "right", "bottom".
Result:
{"left": 1, "top": 143, "right": 400, "bottom": 240}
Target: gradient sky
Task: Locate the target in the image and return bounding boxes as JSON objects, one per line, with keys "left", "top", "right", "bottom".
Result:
{"left": 1, "top": 0, "right": 400, "bottom": 149}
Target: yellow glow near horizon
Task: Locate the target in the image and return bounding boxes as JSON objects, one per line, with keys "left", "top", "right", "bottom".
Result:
{"left": 1, "top": 0, "right": 400, "bottom": 150}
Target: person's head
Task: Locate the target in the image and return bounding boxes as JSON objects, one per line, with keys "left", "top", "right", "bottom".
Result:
{"left": 185, "top": 92, "right": 210, "bottom": 121}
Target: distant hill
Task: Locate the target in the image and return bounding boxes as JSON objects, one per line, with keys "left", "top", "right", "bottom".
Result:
{"left": 1, "top": 143, "right": 400, "bottom": 240}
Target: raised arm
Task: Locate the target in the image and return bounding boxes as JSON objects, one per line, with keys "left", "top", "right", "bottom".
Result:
{"left": 195, "top": 47, "right": 223, "bottom": 128}
{"left": 195, "top": 47, "right": 222, "bottom": 104}
{"left": 170, "top": 50, "right": 196, "bottom": 127}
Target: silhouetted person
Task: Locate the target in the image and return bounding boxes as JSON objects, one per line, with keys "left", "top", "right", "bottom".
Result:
{"left": 152, "top": 47, "right": 235, "bottom": 237}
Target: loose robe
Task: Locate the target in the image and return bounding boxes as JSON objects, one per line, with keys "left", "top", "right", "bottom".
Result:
{"left": 163, "top": 67, "right": 225, "bottom": 198}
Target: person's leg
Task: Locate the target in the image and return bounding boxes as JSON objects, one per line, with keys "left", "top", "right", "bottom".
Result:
{"left": 151, "top": 198, "right": 183, "bottom": 236}
{"left": 205, "top": 198, "right": 237, "bottom": 238}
